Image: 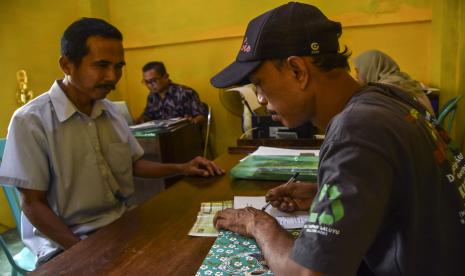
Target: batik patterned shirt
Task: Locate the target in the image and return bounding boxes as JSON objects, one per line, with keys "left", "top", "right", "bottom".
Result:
{"left": 142, "top": 82, "right": 205, "bottom": 120}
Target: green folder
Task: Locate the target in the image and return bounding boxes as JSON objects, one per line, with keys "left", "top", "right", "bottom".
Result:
{"left": 132, "top": 128, "right": 167, "bottom": 138}
{"left": 230, "top": 155, "right": 318, "bottom": 181}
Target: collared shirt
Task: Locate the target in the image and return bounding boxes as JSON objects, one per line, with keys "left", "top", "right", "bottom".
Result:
{"left": 142, "top": 82, "right": 205, "bottom": 120}
{"left": 0, "top": 80, "right": 144, "bottom": 264}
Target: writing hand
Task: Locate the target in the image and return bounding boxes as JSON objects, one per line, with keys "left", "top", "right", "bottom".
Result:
{"left": 185, "top": 115, "right": 205, "bottom": 125}
{"left": 265, "top": 181, "right": 317, "bottom": 212}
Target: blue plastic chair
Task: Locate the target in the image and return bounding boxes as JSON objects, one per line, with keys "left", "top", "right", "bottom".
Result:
{"left": 437, "top": 95, "right": 462, "bottom": 133}
{"left": 0, "top": 138, "right": 37, "bottom": 275}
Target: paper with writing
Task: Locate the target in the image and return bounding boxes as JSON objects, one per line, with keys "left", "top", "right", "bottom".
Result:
{"left": 233, "top": 196, "right": 308, "bottom": 229}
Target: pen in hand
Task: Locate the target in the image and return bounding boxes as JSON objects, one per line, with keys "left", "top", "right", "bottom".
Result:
{"left": 261, "top": 172, "right": 300, "bottom": 211}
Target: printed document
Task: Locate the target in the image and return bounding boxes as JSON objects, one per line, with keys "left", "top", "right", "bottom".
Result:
{"left": 233, "top": 196, "right": 308, "bottom": 229}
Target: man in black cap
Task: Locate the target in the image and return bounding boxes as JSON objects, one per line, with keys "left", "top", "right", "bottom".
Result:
{"left": 212, "top": 2, "right": 464, "bottom": 275}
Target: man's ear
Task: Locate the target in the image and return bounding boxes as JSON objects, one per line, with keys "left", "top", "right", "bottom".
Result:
{"left": 59, "top": 56, "right": 73, "bottom": 75}
{"left": 286, "top": 56, "right": 309, "bottom": 89}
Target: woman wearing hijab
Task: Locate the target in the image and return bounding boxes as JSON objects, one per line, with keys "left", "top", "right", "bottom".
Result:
{"left": 353, "top": 49, "right": 435, "bottom": 114}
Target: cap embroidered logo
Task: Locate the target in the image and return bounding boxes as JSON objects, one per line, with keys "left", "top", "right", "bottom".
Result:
{"left": 241, "top": 37, "right": 251, "bottom": 53}
{"left": 310, "top": 42, "right": 320, "bottom": 54}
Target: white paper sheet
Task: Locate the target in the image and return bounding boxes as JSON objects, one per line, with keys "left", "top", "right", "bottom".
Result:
{"left": 250, "top": 146, "right": 320, "bottom": 157}
{"left": 233, "top": 196, "right": 308, "bottom": 229}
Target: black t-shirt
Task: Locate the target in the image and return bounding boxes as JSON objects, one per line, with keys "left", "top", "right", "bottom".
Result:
{"left": 292, "top": 84, "right": 465, "bottom": 276}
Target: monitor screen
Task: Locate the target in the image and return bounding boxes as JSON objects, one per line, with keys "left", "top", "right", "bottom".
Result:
{"left": 251, "top": 115, "right": 316, "bottom": 139}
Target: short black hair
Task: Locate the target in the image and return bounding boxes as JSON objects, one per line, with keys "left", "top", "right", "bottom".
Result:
{"left": 61, "top": 17, "right": 123, "bottom": 66}
{"left": 311, "top": 46, "right": 351, "bottom": 71}
{"left": 142, "top": 61, "right": 167, "bottom": 76}
{"left": 272, "top": 46, "right": 351, "bottom": 72}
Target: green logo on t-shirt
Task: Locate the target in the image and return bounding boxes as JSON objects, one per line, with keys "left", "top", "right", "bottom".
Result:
{"left": 308, "top": 183, "right": 344, "bottom": 225}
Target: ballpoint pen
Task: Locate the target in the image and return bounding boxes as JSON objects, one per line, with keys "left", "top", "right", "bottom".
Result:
{"left": 261, "top": 172, "right": 300, "bottom": 211}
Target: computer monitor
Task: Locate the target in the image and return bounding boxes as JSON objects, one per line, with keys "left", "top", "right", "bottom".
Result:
{"left": 112, "top": 101, "right": 134, "bottom": 126}
{"left": 251, "top": 115, "right": 316, "bottom": 139}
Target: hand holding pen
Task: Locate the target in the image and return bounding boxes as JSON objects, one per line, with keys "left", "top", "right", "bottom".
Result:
{"left": 261, "top": 172, "right": 300, "bottom": 211}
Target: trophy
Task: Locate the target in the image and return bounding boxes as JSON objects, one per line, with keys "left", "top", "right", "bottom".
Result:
{"left": 16, "top": 69, "right": 34, "bottom": 105}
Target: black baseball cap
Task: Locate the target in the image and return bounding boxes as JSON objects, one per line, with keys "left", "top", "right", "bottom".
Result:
{"left": 210, "top": 2, "right": 342, "bottom": 88}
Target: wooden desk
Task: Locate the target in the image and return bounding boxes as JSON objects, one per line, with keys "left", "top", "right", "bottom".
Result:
{"left": 31, "top": 153, "right": 280, "bottom": 275}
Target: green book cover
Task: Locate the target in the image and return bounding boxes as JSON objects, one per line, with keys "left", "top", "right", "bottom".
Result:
{"left": 230, "top": 155, "right": 318, "bottom": 181}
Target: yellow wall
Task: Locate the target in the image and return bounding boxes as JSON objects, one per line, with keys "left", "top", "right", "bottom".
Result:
{"left": 0, "top": 0, "right": 109, "bottom": 230}
{"left": 111, "top": 0, "right": 434, "bottom": 155}
{"left": 432, "top": 0, "right": 465, "bottom": 147}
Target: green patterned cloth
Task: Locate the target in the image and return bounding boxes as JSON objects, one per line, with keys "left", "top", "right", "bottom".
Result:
{"left": 197, "top": 230, "right": 301, "bottom": 275}
{"left": 196, "top": 230, "right": 271, "bottom": 276}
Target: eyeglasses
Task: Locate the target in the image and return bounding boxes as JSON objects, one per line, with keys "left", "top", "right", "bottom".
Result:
{"left": 141, "top": 77, "right": 163, "bottom": 85}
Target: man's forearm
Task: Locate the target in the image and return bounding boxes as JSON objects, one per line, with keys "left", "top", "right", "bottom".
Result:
{"left": 192, "top": 115, "right": 206, "bottom": 124}
{"left": 133, "top": 159, "right": 183, "bottom": 178}
{"left": 254, "top": 219, "right": 322, "bottom": 276}
{"left": 22, "top": 201, "right": 80, "bottom": 249}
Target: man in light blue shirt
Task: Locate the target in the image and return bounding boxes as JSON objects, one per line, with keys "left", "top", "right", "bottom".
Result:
{"left": 0, "top": 17, "right": 223, "bottom": 265}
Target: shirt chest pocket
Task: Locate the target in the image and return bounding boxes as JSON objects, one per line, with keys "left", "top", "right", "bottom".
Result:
{"left": 105, "top": 142, "right": 134, "bottom": 197}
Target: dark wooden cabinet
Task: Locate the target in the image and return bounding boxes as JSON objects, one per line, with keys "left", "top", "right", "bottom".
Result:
{"left": 130, "top": 123, "right": 204, "bottom": 204}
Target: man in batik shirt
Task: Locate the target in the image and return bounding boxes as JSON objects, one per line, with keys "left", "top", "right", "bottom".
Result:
{"left": 137, "top": 61, "right": 206, "bottom": 124}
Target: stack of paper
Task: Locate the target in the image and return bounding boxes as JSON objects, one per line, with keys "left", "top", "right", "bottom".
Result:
{"left": 234, "top": 196, "right": 308, "bottom": 229}
{"left": 188, "top": 201, "right": 232, "bottom": 237}
{"left": 250, "top": 146, "right": 319, "bottom": 156}
{"left": 129, "top": 117, "right": 188, "bottom": 132}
